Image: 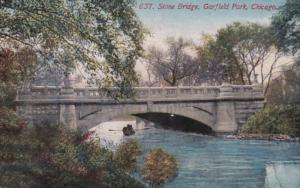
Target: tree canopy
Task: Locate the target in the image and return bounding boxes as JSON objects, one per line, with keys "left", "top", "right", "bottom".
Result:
{"left": 145, "top": 37, "right": 198, "bottom": 86}
{"left": 0, "top": 0, "right": 146, "bottom": 97}
{"left": 271, "top": 0, "right": 300, "bottom": 56}
{"left": 197, "top": 22, "right": 280, "bottom": 93}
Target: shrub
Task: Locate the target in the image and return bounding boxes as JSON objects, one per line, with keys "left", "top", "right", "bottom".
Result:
{"left": 142, "top": 148, "right": 178, "bottom": 188}
{"left": 114, "top": 139, "right": 142, "bottom": 172}
{"left": 239, "top": 106, "right": 300, "bottom": 136}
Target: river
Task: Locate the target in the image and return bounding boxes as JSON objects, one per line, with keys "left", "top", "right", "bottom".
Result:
{"left": 90, "top": 119, "right": 300, "bottom": 188}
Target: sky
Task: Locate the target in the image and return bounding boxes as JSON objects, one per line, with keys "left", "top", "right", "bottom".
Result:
{"left": 135, "top": 0, "right": 286, "bottom": 46}
{"left": 133, "top": 0, "right": 288, "bottom": 80}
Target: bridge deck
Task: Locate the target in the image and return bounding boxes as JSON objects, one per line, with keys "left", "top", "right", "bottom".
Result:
{"left": 16, "top": 85, "right": 264, "bottom": 104}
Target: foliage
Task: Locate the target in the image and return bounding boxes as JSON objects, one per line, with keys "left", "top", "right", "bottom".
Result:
{"left": 114, "top": 139, "right": 142, "bottom": 172}
{"left": 0, "top": 46, "right": 38, "bottom": 107}
{"left": 145, "top": 37, "right": 199, "bottom": 86}
{"left": 142, "top": 148, "right": 178, "bottom": 188}
{"left": 271, "top": 0, "right": 300, "bottom": 55}
{"left": 0, "top": 108, "right": 145, "bottom": 188}
{"left": 239, "top": 106, "right": 300, "bottom": 136}
{"left": 0, "top": 0, "right": 146, "bottom": 98}
{"left": 0, "top": 107, "right": 27, "bottom": 136}
{"left": 31, "top": 64, "right": 65, "bottom": 86}
{"left": 196, "top": 34, "right": 225, "bottom": 85}
{"left": 266, "top": 62, "right": 300, "bottom": 105}
{"left": 196, "top": 22, "right": 280, "bottom": 90}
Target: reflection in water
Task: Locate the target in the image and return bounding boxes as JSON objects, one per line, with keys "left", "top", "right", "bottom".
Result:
{"left": 91, "top": 119, "right": 300, "bottom": 188}
{"left": 264, "top": 162, "right": 300, "bottom": 188}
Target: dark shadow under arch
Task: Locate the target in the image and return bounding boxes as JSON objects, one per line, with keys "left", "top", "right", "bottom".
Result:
{"left": 134, "top": 112, "right": 215, "bottom": 135}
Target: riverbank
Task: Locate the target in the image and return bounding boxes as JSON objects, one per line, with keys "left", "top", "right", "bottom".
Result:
{"left": 225, "top": 134, "right": 300, "bottom": 142}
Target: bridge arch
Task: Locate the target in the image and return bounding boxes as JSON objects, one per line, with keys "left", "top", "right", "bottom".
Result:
{"left": 77, "top": 104, "right": 214, "bottom": 132}
{"left": 134, "top": 112, "right": 214, "bottom": 135}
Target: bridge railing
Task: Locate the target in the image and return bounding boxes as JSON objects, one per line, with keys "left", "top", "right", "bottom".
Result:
{"left": 133, "top": 87, "right": 220, "bottom": 99}
{"left": 16, "top": 84, "right": 263, "bottom": 102}
{"left": 232, "top": 85, "right": 253, "bottom": 93}
{"left": 17, "top": 86, "right": 61, "bottom": 99}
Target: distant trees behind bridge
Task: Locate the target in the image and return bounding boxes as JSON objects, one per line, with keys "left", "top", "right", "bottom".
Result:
{"left": 145, "top": 22, "right": 280, "bottom": 90}
{"left": 143, "top": 22, "right": 292, "bottom": 98}
{"left": 142, "top": 0, "right": 300, "bottom": 103}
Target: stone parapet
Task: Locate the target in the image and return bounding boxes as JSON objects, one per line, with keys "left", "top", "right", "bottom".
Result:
{"left": 17, "top": 84, "right": 264, "bottom": 102}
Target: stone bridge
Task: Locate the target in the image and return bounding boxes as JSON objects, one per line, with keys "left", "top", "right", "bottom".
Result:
{"left": 16, "top": 83, "right": 264, "bottom": 133}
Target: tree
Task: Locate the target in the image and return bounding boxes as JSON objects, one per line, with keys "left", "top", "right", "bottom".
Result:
{"left": 145, "top": 37, "right": 199, "bottom": 86}
{"left": 196, "top": 34, "right": 227, "bottom": 85}
{"left": 197, "top": 22, "right": 281, "bottom": 94}
{"left": 142, "top": 148, "right": 178, "bottom": 188}
{"left": 0, "top": 0, "right": 146, "bottom": 98}
{"left": 271, "top": 0, "right": 300, "bottom": 56}
{"left": 114, "top": 139, "right": 142, "bottom": 172}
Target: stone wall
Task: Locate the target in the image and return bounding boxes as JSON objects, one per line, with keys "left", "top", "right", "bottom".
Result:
{"left": 235, "top": 101, "right": 265, "bottom": 128}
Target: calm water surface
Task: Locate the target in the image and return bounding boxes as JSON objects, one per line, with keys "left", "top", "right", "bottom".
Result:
{"left": 91, "top": 121, "right": 300, "bottom": 188}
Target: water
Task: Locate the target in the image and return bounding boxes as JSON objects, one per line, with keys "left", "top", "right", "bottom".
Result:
{"left": 265, "top": 161, "right": 300, "bottom": 188}
{"left": 91, "top": 121, "right": 300, "bottom": 188}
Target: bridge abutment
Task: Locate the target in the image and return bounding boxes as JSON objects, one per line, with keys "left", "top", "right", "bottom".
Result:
{"left": 59, "top": 103, "right": 77, "bottom": 130}
{"left": 16, "top": 88, "right": 34, "bottom": 125}
{"left": 59, "top": 74, "right": 77, "bottom": 130}
{"left": 214, "top": 84, "right": 238, "bottom": 133}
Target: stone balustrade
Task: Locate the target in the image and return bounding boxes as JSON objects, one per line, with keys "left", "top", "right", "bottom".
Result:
{"left": 17, "top": 84, "right": 263, "bottom": 103}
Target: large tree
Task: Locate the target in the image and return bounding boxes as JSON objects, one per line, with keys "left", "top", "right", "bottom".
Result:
{"left": 269, "top": 0, "right": 300, "bottom": 105}
{"left": 196, "top": 34, "right": 227, "bottom": 85}
{"left": 0, "top": 0, "right": 146, "bottom": 98}
{"left": 197, "top": 22, "right": 281, "bottom": 94}
{"left": 271, "top": 0, "right": 300, "bottom": 56}
{"left": 145, "top": 37, "right": 199, "bottom": 86}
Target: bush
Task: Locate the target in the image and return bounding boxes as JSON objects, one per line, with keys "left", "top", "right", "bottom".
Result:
{"left": 0, "top": 107, "right": 145, "bottom": 188}
{"left": 142, "top": 148, "right": 178, "bottom": 188}
{"left": 239, "top": 106, "right": 300, "bottom": 136}
{"left": 114, "top": 139, "right": 142, "bottom": 172}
